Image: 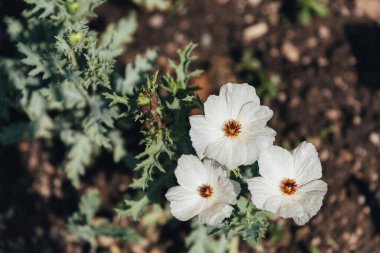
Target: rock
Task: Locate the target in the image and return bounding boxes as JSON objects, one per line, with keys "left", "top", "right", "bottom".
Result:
{"left": 200, "top": 32, "right": 212, "bottom": 48}
{"left": 306, "top": 37, "right": 318, "bottom": 48}
{"left": 369, "top": 132, "right": 380, "bottom": 145}
{"left": 243, "top": 22, "right": 268, "bottom": 43}
{"left": 356, "top": 0, "right": 380, "bottom": 24}
{"left": 319, "top": 25, "right": 331, "bottom": 40}
{"left": 148, "top": 14, "right": 164, "bottom": 29}
{"left": 282, "top": 42, "right": 300, "bottom": 63}
{"left": 248, "top": 0, "right": 262, "bottom": 7}
{"left": 325, "top": 108, "right": 342, "bottom": 121}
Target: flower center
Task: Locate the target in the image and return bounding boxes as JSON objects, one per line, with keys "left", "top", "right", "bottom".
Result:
{"left": 280, "top": 178, "right": 298, "bottom": 196}
{"left": 223, "top": 119, "right": 242, "bottom": 138}
{"left": 198, "top": 184, "right": 214, "bottom": 198}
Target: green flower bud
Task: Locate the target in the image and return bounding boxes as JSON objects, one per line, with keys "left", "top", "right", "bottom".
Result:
{"left": 68, "top": 32, "right": 83, "bottom": 45}
{"left": 137, "top": 93, "right": 150, "bottom": 106}
{"left": 67, "top": 2, "right": 80, "bottom": 14}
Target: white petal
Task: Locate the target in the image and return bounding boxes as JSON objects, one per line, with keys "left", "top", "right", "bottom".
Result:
{"left": 204, "top": 138, "right": 248, "bottom": 168}
{"left": 244, "top": 127, "right": 276, "bottom": 165}
{"left": 189, "top": 115, "right": 224, "bottom": 159}
{"left": 293, "top": 180, "right": 327, "bottom": 225}
{"left": 292, "top": 142, "right": 323, "bottom": 185}
{"left": 202, "top": 158, "right": 222, "bottom": 170}
{"left": 263, "top": 195, "right": 304, "bottom": 218}
{"left": 215, "top": 178, "right": 241, "bottom": 205}
{"left": 246, "top": 177, "right": 278, "bottom": 209}
{"left": 258, "top": 146, "right": 293, "bottom": 185}
{"left": 197, "top": 203, "right": 234, "bottom": 225}
{"left": 175, "top": 155, "right": 208, "bottom": 190}
{"left": 220, "top": 83, "right": 260, "bottom": 119}
{"left": 238, "top": 103, "right": 273, "bottom": 129}
{"left": 203, "top": 94, "right": 229, "bottom": 126}
{"left": 165, "top": 186, "right": 205, "bottom": 221}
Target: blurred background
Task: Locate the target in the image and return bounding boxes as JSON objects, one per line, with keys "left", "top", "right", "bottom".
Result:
{"left": 1, "top": 0, "right": 380, "bottom": 252}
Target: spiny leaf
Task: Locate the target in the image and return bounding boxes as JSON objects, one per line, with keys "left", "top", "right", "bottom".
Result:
{"left": 116, "top": 196, "right": 150, "bottom": 221}
{"left": 100, "top": 13, "right": 138, "bottom": 57}
{"left": 65, "top": 134, "right": 92, "bottom": 188}
{"left": 17, "top": 43, "right": 52, "bottom": 79}
{"left": 117, "top": 49, "right": 158, "bottom": 95}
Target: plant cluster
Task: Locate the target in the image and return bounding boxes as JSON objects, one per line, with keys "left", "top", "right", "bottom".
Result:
{"left": 1, "top": 0, "right": 328, "bottom": 252}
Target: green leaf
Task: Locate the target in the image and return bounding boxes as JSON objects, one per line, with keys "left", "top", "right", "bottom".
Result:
{"left": 116, "top": 196, "right": 150, "bottom": 221}
{"left": 100, "top": 13, "right": 138, "bottom": 57}
{"left": 64, "top": 134, "right": 92, "bottom": 187}
{"left": 17, "top": 43, "right": 52, "bottom": 79}
{"left": 167, "top": 42, "right": 203, "bottom": 92}
{"left": 109, "top": 130, "right": 127, "bottom": 162}
{"left": 117, "top": 49, "right": 158, "bottom": 95}
{"left": 79, "top": 189, "right": 101, "bottom": 223}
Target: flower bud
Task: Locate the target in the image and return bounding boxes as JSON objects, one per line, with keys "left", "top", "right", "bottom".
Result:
{"left": 68, "top": 32, "right": 83, "bottom": 45}
{"left": 67, "top": 2, "right": 80, "bottom": 14}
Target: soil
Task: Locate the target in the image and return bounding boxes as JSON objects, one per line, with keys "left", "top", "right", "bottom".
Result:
{"left": 1, "top": 0, "right": 380, "bottom": 252}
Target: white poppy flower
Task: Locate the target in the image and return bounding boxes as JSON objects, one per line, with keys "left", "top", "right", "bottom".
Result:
{"left": 165, "top": 155, "right": 241, "bottom": 225}
{"left": 246, "top": 142, "right": 328, "bottom": 225}
{"left": 189, "top": 83, "right": 276, "bottom": 169}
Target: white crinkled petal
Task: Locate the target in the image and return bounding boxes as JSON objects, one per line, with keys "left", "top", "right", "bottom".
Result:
{"left": 292, "top": 142, "right": 323, "bottom": 186}
{"left": 204, "top": 138, "right": 248, "bottom": 169}
{"left": 189, "top": 115, "right": 224, "bottom": 159}
{"left": 258, "top": 146, "right": 293, "bottom": 185}
{"left": 220, "top": 83, "right": 260, "bottom": 119}
{"left": 165, "top": 186, "right": 205, "bottom": 221}
{"left": 238, "top": 103, "right": 273, "bottom": 129}
{"left": 244, "top": 127, "right": 276, "bottom": 165}
{"left": 203, "top": 94, "right": 229, "bottom": 126}
{"left": 263, "top": 195, "right": 304, "bottom": 218}
{"left": 215, "top": 177, "right": 241, "bottom": 205}
{"left": 293, "top": 180, "right": 327, "bottom": 225}
{"left": 246, "top": 177, "right": 278, "bottom": 209}
{"left": 175, "top": 155, "right": 208, "bottom": 191}
{"left": 197, "top": 203, "right": 234, "bottom": 225}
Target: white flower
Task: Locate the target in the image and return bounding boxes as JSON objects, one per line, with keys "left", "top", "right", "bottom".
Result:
{"left": 189, "top": 83, "right": 276, "bottom": 169}
{"left": 246, "top": 142, "right": 328, "bottom": 225}
{"left": 165, "top": 155, "right": 241, "bottom": 225}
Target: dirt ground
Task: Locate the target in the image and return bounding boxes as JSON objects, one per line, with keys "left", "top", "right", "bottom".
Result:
{"left": 1, "top": 0, "right": 380, "bottom": 252}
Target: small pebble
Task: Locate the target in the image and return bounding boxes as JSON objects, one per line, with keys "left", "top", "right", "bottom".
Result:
{"left": 243, "top": 22, "right": 268, "bottom": 43}
{"left": 282, "top": 41, "right": 300, "bottom": 63}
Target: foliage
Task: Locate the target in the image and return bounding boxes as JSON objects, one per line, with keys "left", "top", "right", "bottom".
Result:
{"left": 1, "top": 1, "right": 279, "bottom": 252}
{"left": 114, "top": 44, "right": 202, "bottom": 224}
{"left": 280, "top": 0, "right": 328, "bottom": 25}
{"left": 0, "top": 0, "right": 157, "bottom": 188}
{"left": 294, "top": 0, "right": 329, "bottom": 25}
{"left": 68, "top": 189, "right": 137, "bottom": 252}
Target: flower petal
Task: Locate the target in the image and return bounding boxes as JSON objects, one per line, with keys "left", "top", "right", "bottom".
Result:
{"left": 263, "top": 195, "right": 304, "bottom": 218}
{"left": 189, "top": 115, "right": 224, "bottom": 159}
{"left": 220, "top": 83, "right": 260, "bottom": 119}
{"left": 293, "top": 180, "right": 327, "bottom": 225}
{"left": 175, "top": 155, "right": 208, "bottom": 191}
{"left": 197, "top": 203, "right": 234, "bottom": 225}
{"left": 238, "top": 103, "right": 273, "bottom": 129}
{"left": 258, "top": 146, "right": 293, "bottom": 185}
{"left": 204, "top": 138, "right": 248, "bottom": 168}
{"left": 165, "top": 186, "right": 205, "bottom": 221}
{"left": 246, "top": 177, "right": 278, "bottom": 209}
{"left": 245, "top": 127, "right": 276, "bottom": 165}
{"left": 292, "top": 142, "right": 323, "bottom": 185}
{"left": 203, "top": 94, "right": 229, "bottom": 126}
{"left": 215, "top": 177, "right": 241, "bottom": 205}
